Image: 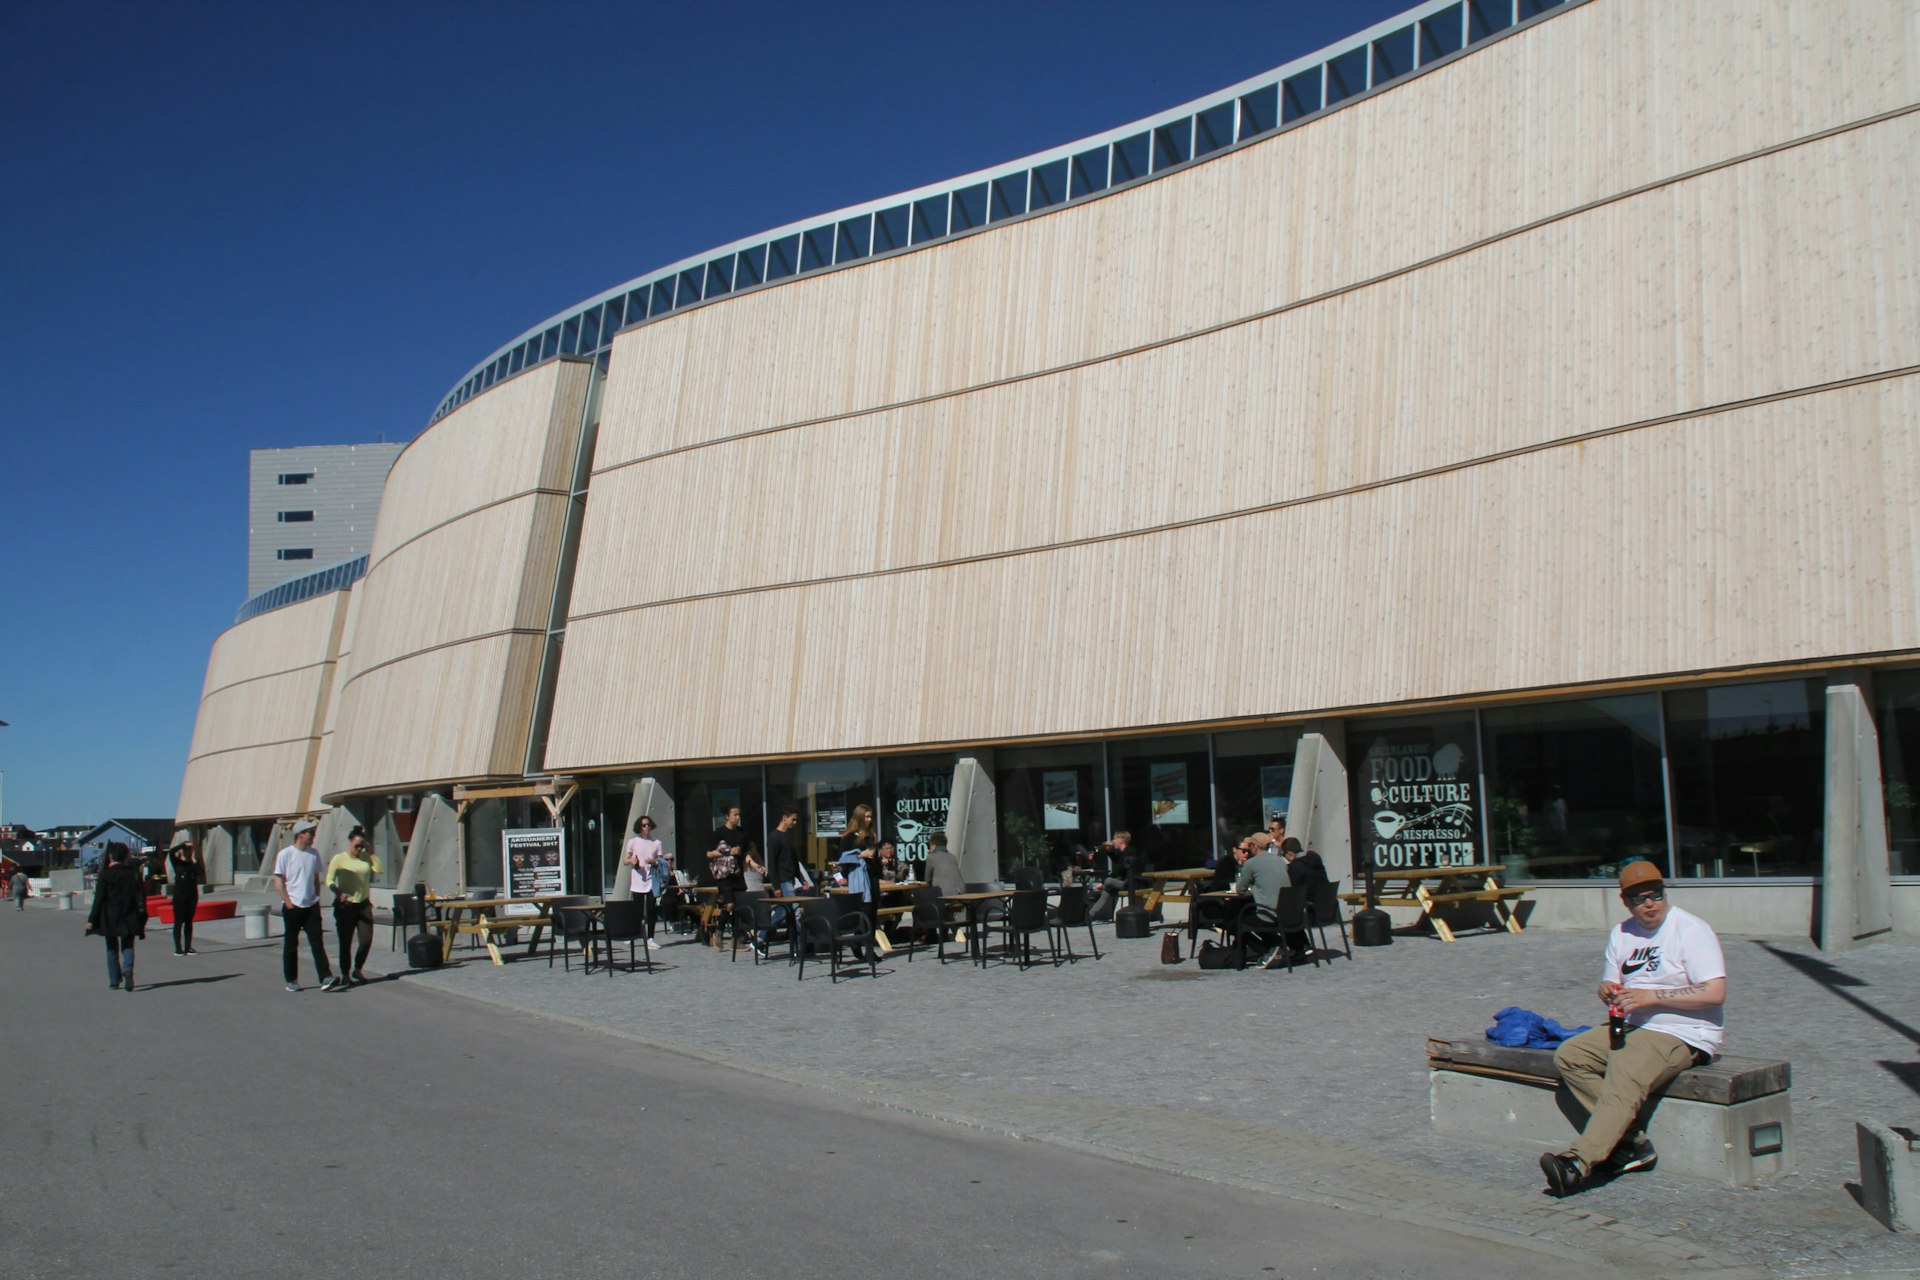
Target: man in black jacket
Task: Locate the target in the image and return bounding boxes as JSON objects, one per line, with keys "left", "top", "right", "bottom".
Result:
{"left": 86, "top": 842, "right": 147, "bottom": 992}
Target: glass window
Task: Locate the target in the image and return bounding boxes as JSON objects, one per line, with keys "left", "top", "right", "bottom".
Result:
{"left": 704, "top": 256, "right": 734, "bottom": 297}
{"left": 801, "top": 226, "right": 833, "bottom": 271}
{"left": 1193, "top": 103, "right": 1233, "bottom": 157}
{"left": 1029, "top": 159, "right": 1067, "bottom": 209}
{"left": 1666, "top": 679, "right": 1825, "bottom": 877}
{"left": 1421, "top": 4, "right": 1465, "bottom": 61}
{"left": 1107, "top": 735, "right": 1212, "bottom": 871}
{"left": 623, "top": 286, "right": 650, "bottom": 325}
{"left": 911, "top": 195, "right": 948, "bottom": 243}
{"left": 996, "top": 743, "right": 1105, "bottom": 882}
{"left": 1213, "top": 728, "right": 1297, "bottom": 856}
{"left": 1324, "top": 48, "right": 1368, "bottom": 104}
{"left": 276, "top": 472, "right": 312, "bottom": 485}
{"left": 766, "top": 234, "right": 799, "bottom": 280}
{"left": 1876, "top": 669, "right": 1920, "bottom": 875}
{"left": 1519, "top": 0, "right": 1564, "bottom": 17}
{"left": 1373, "top": 25, "right": 1415, "bottom": 84}
{"left": 541, "top": 326, "right": 561, "bottom": 359}
{"left": 577, "top": 308, "right": 600, "bottom": 351}
{"left": 601, "top": 297, "right": 626, "bottom": 335}
{"left": 1238, "top": 85, "right": 1278, "bottom": 139}
{"left": 1349, "top": 716, "right": 1483, "bottom": 875}
{"left": 1483, "top": 695, "right": 1668, "bottom": 881}
{"left": 275, "top": 548, "right": 313, "bottom": 561}
{"left": 878, "top": 754, "right": 956, "bottom": 881}
{"left": 1070, "top": 146, "right": 1109, "bottom": 196}
{"left": 836, "top": 215, "right": 870, "bottom": 262}
{"left": 1112, "top": 132, "right": 1149, "bottom": 183}
{"left": 650, "top": 278, "right": 676, "bottom": 315}
{"left": 873, "top": 204, "right": 910, "bottom": 252}
{"left": 676, "top": 267, "right": 705, "bottom": 304}
{"left": 734, "top": 247, "right": 764, "bottom": 289}
{"left": 1281, "top": 68, "right": 1322, "bottom": 122}
{"left": 951, "top": 182, "right": 987, "bottom": 231}
{"left": 1468, "top": 0, "right": 1514, "bottom": 40}
{"left": 989, "top": 173, "right": 1025, "bottom": 221}
{"left": 276, "top": 510, "right": 313, "bottom": 523}
{"left": 560, "top": 316, "right": 581, "bottom": 355}
{"left": 507, "top": 344, "right": 525, "bottom": 374}
{"left": 766, "top": 759, "right": 872, "bottom": 883}
{"left": 673, "top": 768, "right": 764, "bottom": 887}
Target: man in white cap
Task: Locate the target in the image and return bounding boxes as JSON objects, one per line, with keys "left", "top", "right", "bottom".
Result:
{"left": 1539, "top": 859, "right": 1725, "bottom": 1196}
{"left": 273, "top": 819, "right": 339, "bottom": 992}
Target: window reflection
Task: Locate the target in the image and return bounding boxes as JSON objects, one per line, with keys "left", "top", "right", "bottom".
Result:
{"left": 996, "top": 743, "right": 1104, "bottom": 882}
{"left": 1875, "top": 670, "right": 1920, "bottom": 875}
{"left": 1666, "top": 680, "right": 1825, "bottom": 877}
{"left": 1484, "top": 695, "right": 1668, "bottom": 880}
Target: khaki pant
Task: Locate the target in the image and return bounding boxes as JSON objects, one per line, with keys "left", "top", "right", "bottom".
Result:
{"left": 1552, "top": 1025, "right": 1699, "bottom": 1166}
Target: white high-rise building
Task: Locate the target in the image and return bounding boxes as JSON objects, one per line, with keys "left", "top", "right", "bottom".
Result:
{"left": 246, "top": 443, "right": 404, "bottom": 598}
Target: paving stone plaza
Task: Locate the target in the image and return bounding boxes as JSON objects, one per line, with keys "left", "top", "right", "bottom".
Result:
{"left": 163, "top": 893, "right": 1920, "bottom": 1279}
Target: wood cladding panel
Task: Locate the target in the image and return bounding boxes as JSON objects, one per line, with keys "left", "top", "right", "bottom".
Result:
{"left": 596, "top": 0, "right": 1918, "bottom": 465}
{"left": 324, "top": 633, "right": 543, "bottom": 796}
{"left": 346, "top": 493, "right": 565, "bottom": 673}
{"left": 177, "top": 741, "right": 317, "bottom": 825}
{"left": 370, "top": 358, "right": 589, "bottom": 560}
{"left": 201, "top": 591, "right": 347, "bottom": 693}
{"left": 308, "top": 585, "right": 361, "bottom": 801}
{"left": 545, "top": 376, "right": 1920, "bottom": 769}
{"left": 570, "top": 117, "right": 1919, "bottom": 616}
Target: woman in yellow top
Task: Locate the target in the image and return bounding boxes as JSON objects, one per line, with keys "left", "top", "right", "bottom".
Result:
{"left": 325, "top": 826, "right": 381, "bottom": 988}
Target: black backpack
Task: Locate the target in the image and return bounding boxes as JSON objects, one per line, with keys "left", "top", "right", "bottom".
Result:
{"left": 1197, "top": 939, "right": 1242, "bottom": 970}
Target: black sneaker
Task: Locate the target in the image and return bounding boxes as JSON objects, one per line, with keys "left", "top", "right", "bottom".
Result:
{"left": 1539, "top": 1151, "right": 1588, "bottom": 1197}
{"left": 1597, "top": 1137, "right": 1657, "bottom": 1177}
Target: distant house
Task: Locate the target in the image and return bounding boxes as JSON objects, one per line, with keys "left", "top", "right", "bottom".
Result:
{"left": 74, "top": 819, "right": 178, "bottom": 870}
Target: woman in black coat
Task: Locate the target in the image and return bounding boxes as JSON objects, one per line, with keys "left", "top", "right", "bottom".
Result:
{"left": 167, "top": 840, "right": 205, "bottom": 955}
{"left": 87, "top": 843, "right": 148, "bottom": 992}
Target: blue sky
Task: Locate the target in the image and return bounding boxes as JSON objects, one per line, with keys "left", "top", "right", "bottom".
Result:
{"left": 0, "top": 0, "right": 1409, "bottom": 829}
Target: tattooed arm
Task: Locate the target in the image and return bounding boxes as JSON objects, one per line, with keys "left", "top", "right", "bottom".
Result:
{"left": 1616, "top": 977, "right": 1725, "bottom": 1013}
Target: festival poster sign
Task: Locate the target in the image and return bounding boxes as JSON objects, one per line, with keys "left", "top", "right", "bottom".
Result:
{"left": 1041, "top": 771, "right": 1080, "bottom": 831}
{"left": 1260, "top": 765, "right": 1292, "bottom": 827}
{"left": 1351, "top": 720, "right": 1481, "bottom": 873}
{"left": 1149, "top": 761, "right": 1189, "bottom": 825}
{"left": 502, "top": 828, "right": 566, "bottom": 904}
{"left": 886, "top": 769, "right": 951, "bottom": 874}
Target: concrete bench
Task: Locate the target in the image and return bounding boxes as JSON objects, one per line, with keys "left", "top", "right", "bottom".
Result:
{"left": 1426, "top": 1036, "right": 1792, "bottom": 1186}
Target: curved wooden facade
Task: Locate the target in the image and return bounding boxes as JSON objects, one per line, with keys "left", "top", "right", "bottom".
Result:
{"left": 180, "top": 0, "right": 1918, "bottom": 870}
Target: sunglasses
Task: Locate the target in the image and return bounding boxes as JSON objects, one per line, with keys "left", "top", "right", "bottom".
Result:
{"left": 1624, "top": 886, "right": 1666, "bottom": 906}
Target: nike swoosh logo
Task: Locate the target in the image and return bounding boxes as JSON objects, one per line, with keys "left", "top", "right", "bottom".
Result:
{"left": 1621, "top": 960, "right": 1649, "bottom": 975}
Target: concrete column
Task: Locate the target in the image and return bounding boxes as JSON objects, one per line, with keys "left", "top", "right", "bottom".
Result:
{"left": 947, "top": 756, "right": 999, "bottom": 884}
{"left": 1286, "top": 731, "right": 1352, "bottom": 889}
{"left": 397, "top": 793, "right": 462, "bottom": 896}
{"left": 202, "top": 824, "right": 235, "bottom": 888}
{"left": 1821, "top": 680, "right": 1893, "bottom": 951}
{"left": 312, "top": 805, "right": 354, "bottom": 861}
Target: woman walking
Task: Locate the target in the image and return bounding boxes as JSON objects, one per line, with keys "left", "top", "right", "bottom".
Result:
{"left": 324, "top": 826, "right": 380, "bottom": 986}
{"left": 86, "top": 843, "right": 147, "bottom": 991}
{"left": 167, "top": 840, "right": 205, "bottom": 955}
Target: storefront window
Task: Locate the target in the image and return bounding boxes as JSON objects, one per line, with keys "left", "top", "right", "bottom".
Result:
{"left": 674, "top": 769, "right": 765, "bottom": 885}
{"left": 878, "top": 754, "right": 955, "bottom": 880}
{"left": 1212, "top": 727, "right": 1297, "bottom": 858}
{"left": 1348, "top": 716, "right": 1483, "bottom": 876}
{"left": 1483, "top": 694, "right": 1668, "bottom": 880}
{"left": 1107, "top": 734, "right": 1213, "bottom": 871}
{"left": 996, "top": 743, "right": 1104, "bottom": 881}
{"left": 1665, "top": 679, "right": 1824, "bottom": 877}
{"left": 1875, "top": 669, "right": 1920, "bottom": 876}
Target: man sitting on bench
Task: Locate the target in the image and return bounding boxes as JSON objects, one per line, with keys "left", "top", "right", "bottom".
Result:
{"left": 1539, "top": 860, "right": 1726, "bottom": 1197}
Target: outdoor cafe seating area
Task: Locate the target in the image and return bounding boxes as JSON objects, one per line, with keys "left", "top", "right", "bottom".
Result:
{"left": 385, "top": 863, "right": 1531, "bottom": 980}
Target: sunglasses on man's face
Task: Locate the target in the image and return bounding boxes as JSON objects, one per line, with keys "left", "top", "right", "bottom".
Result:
{"left": 1625, "top": 886, "right": 1666, "bottom": 906}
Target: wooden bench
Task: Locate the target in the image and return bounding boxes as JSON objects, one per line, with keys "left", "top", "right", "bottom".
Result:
{"left": 1426, "top": 1036, "right": 1793, "bottom": 1186}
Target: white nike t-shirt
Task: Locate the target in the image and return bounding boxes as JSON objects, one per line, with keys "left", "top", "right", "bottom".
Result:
{"left": 1602, "top": 903, "right": 1726, "bottom": 1056}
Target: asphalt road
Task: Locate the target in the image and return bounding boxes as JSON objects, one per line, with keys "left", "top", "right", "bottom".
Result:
{"left": 2, "top": 908, "right": 1581, "bottom": 1279}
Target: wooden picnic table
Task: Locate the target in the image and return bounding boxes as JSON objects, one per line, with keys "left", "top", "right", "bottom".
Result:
{"left": 1136, "top": 868, "right": 1215, "bottom": 913}
{"left": 1339, "top": 864, "right": 1532, "bottom": 942}
{"left": 426, "top": 894, "right": 582, "bottom": 964}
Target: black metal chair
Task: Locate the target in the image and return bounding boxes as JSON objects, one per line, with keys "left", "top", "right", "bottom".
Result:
{"left": 387, "top": 892, "right": 425, "bottom": 951}
{"left": 795, "top": 896, "right": 876, "bottom": 982}
{"left": 1187, "top": 891, "right": 1240, "bottom": 957}
{"left": 984, "top": 889, "right": 1059, "bottom": 968}
{"left": 1046, "top": 884, "right": 1099, "bottom": 961}
{"left": 1010, "top": 866, "right": 1046, "bottom": 891}
{"left": 1236, "top": 886, "right": 1319, "bottom": 972}
{"left": 596, "top": 899, "right": 654, "bottom": 975}
{"left": 546, "top": 898, "right": 596, "bottom": 971}
{"left": 904, "top": 886, "right": 957, "bottom": 963}
{"left": 1307, "top": 878, "right": 1351, "bottom": 961}
{"left": 732, "top": 894, "right": 792, "bottom": 965}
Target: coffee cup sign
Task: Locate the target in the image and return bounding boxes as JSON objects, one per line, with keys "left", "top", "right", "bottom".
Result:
{"left": 1353, "top": 724, "right": 1481, "bottom": 871}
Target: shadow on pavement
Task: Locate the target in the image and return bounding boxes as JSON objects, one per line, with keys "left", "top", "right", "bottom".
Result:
{"left": 136, "top": 973, "right": 244, "bottom": 990}
{"left": 1756, "top": 940, "right": 1920, "bottom": 1047}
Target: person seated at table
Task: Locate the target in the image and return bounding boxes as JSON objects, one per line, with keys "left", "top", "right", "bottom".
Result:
{"left": 1279, "top": 837, "right": 1326, "bottom": 956}
{"left": 1208, "top": 838, "right": 1254, "bottom": 893}
{"left": 924, "top": 832, "right": 965, "bottom": 897}
{"left": 1233, "top": 835, "right": 1288, "bottom": 911}
{"left": 1086, "top": 830, "right": 1135, "bottom": 922}
{"left": 877, "top": 840, "right": 903, "bottom": 884}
